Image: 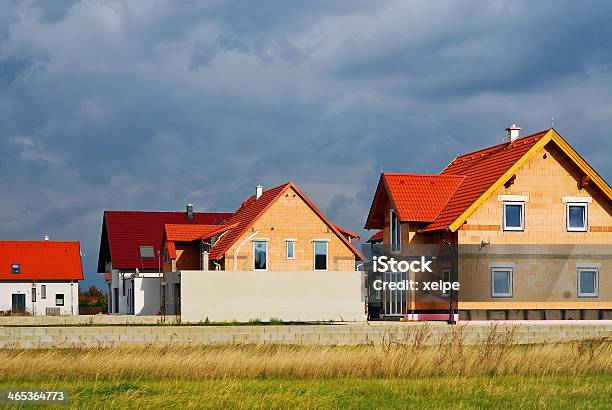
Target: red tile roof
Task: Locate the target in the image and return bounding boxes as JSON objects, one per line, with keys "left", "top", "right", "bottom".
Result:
{"left": 365, "top": 130, "right": 549, "bottom": 233}
{"left": 420, "top": 130, "right": 547, "bottom": 232}
{"left": 0, "top": 241, "right": 83, "bottom": 281}
{"left": 209, "top": 182, "right": 363, "bottom": 261}
{"left": 98, "top": 211, "right": 233, "bottom": 271}
{"left": 163, "top": 223, "right": 237, "bottom": 259}
{"left": 367, "top": 230, "right": 383, "bottom": 243}
{"left": 384, "top": 174, "right": 465, "bottom": 222}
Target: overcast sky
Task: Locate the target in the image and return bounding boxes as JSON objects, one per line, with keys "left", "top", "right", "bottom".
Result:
{"left": 1, "top": 1, "right": 611, "bottom": 289}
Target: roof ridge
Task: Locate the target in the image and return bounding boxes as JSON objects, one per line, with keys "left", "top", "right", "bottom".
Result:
{"left": 104, "top": 210, "right": 232, "bottom": 214}
{"left": 0, "top": 240, "right": 80, "bottom": 244}
{"left": 240, "top": 181, "right": 292, "bottom": 205}
{"left": 209, "top": 182, "right": 293, "bottom": 259}
{"left": 384, "top": 173, "right": 465, "bottom": 178}
{"left": 445, "top": 129, "right": 550, "bottom": 169}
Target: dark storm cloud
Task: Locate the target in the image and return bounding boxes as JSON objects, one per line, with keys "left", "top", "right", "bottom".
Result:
{"left": 0, "top": 1, "right": 610, "bottom": 288}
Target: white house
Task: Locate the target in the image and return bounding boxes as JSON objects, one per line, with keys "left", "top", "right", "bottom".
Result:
{"left": 0, "top": 241, "right": 82, "bottom": 316}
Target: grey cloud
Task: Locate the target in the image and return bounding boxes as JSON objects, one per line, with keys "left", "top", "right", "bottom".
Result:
{"left": 0, "top": 0, "right": 610, "bottom": 289}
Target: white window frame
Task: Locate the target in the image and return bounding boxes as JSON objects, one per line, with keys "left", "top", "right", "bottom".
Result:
{"left": 390, "top": 209, "right": 401, "bottom": 254}
{"left": 55, "top": 293, "right": 65, "bottom": 306}
{"left": 441, "top": 268, "right": 451, "bottom": 298}
{"left": 577, "top": 267, "right": 598, "bottom": 298}
{"left": 139, "top": 245, "right": 155, "bottom": 258}
{"left": 566, "top": 203, "right": 588, "bottom": 232}
{"left": 491, "top": 267, "right": 513, "bottom": 298}
{"left": 41, "top": 285, "right": 46, "bottom": 299}
{"left": 502, "top": 201, "right": 524, "bottom": 231}
{"left": 253, "top": 240, "right": 268, "bottom": 271}
{"left": 313, "top": 240, "right": 328, "bottom": 271}
{"left": 286, "top": 240, "right": 295, "bottom": 260}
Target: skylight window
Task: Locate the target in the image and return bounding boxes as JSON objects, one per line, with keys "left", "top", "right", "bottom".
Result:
{"left": 11, "top": 264, "right": 20, "bottom": 274}
{"left": 139, "top": 246, "right": 155, "bottom": 258}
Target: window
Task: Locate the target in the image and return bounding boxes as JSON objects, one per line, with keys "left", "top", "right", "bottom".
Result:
{"left": 567, "top": 203, "right": 588, "bottom": 232}
{"left": 491, "top": 267, "right": 513, "bottom": 297}
{"left": 441, "top": 268, "right": 451, "bottom": 297}
{"left": 286, "top": 240, "right": 295, "bottom": 259}
{"left": 41, "top": 285, "right": 46, "bottom": 299}
{"left": 55, "top": 294, "right": 65, "bottom": 306}
{"left": 578, "top": 268, "right": 598, "bottom": 297}
{"left": 503, "top": 202, "right": 524, "bottom": 231}
{"left": 139, "top": 245, "right": 155, "bottom": 258}
{"left": 11, "top": 264, "right": 20, "bottom": 274}
{"left": 253, "top": 240, "right": 268, "bottom": 270}
{"left": 32, "top": 287, "right": 36, "bottom": 303}
{"left": 390, "top": 209, "right": 401, "bottom": 253}
{"left": 314, "top": 240, "right": 328, "bottom": 271}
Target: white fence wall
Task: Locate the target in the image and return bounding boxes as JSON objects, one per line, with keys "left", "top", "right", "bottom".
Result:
{"left": 179, "top": 270, "right": 366, "bottom": 322}
{"left": 133, "top": 277, "right": 161, "bottom": 315}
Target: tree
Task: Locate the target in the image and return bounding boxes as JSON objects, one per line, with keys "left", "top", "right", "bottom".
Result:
{"left": 79, "top": 286, "right": 108, "bottom": 312}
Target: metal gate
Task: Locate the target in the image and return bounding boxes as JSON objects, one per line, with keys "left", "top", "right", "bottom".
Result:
{"left": 383, "top": 271, "right": 407, "bottom": 316}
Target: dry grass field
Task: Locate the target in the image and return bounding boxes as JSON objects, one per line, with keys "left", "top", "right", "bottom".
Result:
{"left": 0, "top": 325, "right": 610, "bottom": 408}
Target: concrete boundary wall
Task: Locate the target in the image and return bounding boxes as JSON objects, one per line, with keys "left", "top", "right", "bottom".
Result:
{"left": 0, "top": 315, "right": 177, "bottom": 326}
{"left": 179, "top": 270, "right": 366, "bottom": 322}
{"left": 0, "top": 322, "right": 610, "bottom": 349}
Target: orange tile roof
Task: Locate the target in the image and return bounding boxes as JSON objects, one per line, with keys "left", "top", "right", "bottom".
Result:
{"left": 209, "top": 182, "right": 363, "bottom": 261}
{"left": 420, "top": 130, "right": 547, "bottom": 232}
{"left": 164, "top": 224, "right": 232, "bottom": 242}
{"left": 384, "top": 174, "right": 465, "bottom": 222}
{"left": 0, "top": 241, "right": 83, "bottom": 281}
{"left": 365, "top": 130, "right": 550, "bottom": 233}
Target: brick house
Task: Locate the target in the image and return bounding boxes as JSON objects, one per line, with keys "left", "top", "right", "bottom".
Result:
{"left": 0, "top": 241, "right": 83, "bottom": 315}
{"left": 161, "top": 182, "right": 364, "bottom": 321}
{"left": 161, "top": 182, "right": 362, "bottom": 274}
{"left": 98, "top": 182, "right": 363, "bottom": 318}
{"left": 365, "top": 126, "right": 611, "bottom": 320}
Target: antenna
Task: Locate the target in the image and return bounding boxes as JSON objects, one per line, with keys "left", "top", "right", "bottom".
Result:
{"left": 551, "top": 117, "right": 554, "bottom": 128}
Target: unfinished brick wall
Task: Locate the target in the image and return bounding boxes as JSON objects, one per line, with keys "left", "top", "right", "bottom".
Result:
{"left": 224, "top": 186, "right": 357, "bottom": 271}
{"left": 457, "top": 142, "right": 612, "bottom": 310}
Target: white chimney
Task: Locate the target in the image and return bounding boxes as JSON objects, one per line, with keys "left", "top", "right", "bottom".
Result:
{"left": 186, "top": 203, "right": 194, "bottom": 220}
{"left": 506, "top": 124, "right": 521, "bottom": 141}
{"left": 255, "top": 185, "right": 263, "bottom": 199}
{"left": 44, "top": 234, "right": 49, "bottom": 241}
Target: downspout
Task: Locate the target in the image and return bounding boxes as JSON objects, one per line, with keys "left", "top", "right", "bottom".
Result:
{"left": 233, "top": 231, "right": 260, "bottom": 271}
{"left": 70, "top": 282, "right": 74, "bottom": 315}
{"left": 441, "top": 235, "right": 455, "bottom": 325}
